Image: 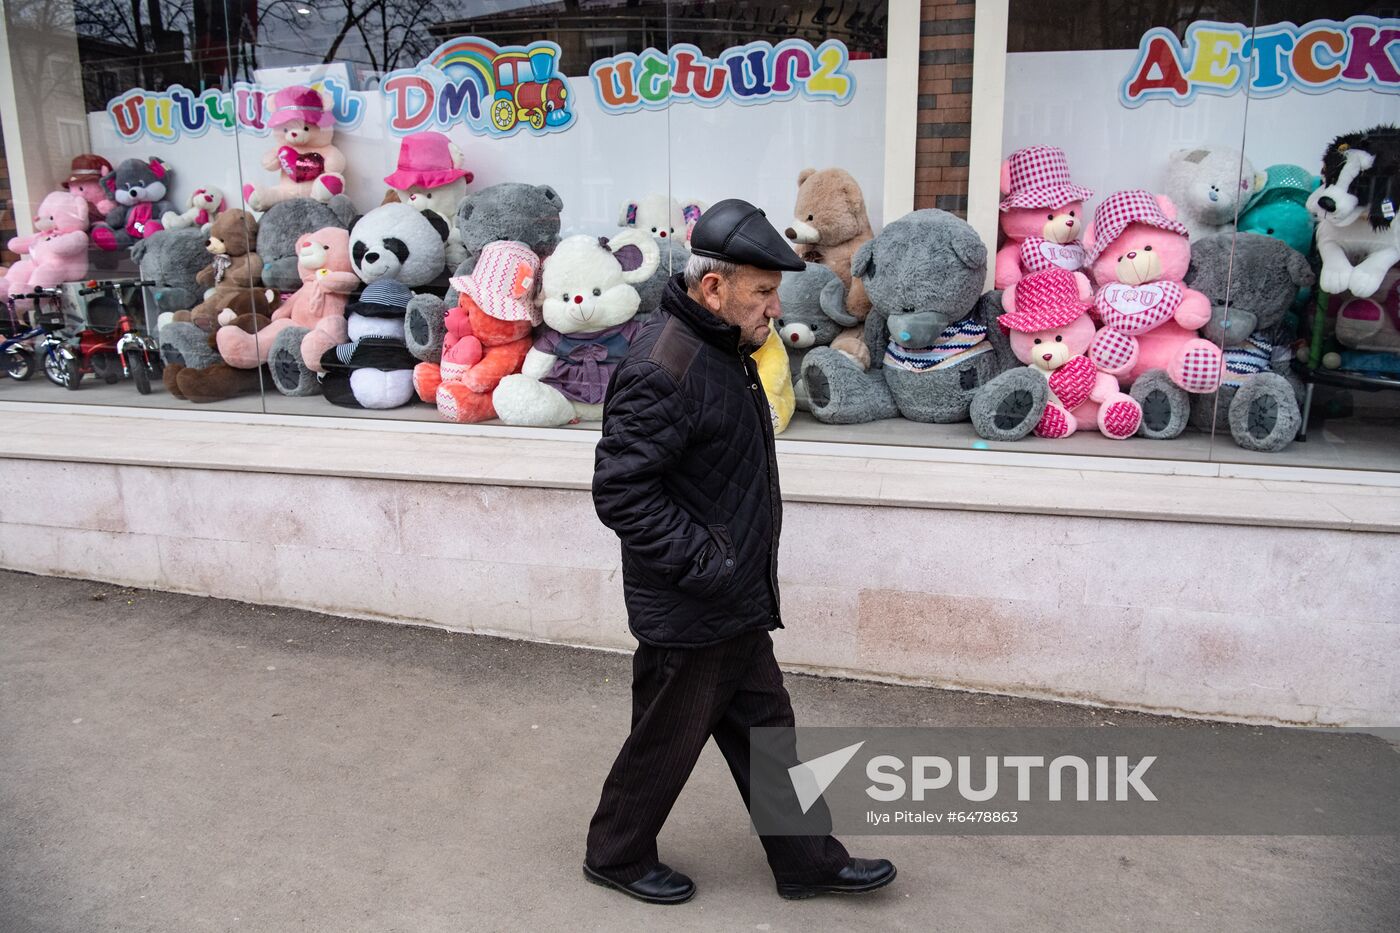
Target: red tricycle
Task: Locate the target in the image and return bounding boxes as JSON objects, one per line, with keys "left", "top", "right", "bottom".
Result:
{"left": 36, "top": 279, "right": 162, "bottom": 393}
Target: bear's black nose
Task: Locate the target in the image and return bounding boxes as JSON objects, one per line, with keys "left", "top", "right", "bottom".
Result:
{"left": 363, "top": 251, "right": 380, "bottom": 264}
{"left": 1317, "top": 196, "right": 1337, "bottom": 212}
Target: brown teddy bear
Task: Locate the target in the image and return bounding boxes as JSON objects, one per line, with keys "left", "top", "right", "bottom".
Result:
{"left": 784, "top": 167, "right": 875, "bottom": 366}
{"left": 163, "top": 296, "right": 276, "bottom": 404}
{"left": 176, "top": 209, "right": 264, "bottom": 331}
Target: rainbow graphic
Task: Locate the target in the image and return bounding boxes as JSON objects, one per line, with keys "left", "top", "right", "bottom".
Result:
{"left": 429, "top": 37, "right": 503, "bottom": 98}
{"left": 380, "top": 35, "right": 575, "bottom": 138}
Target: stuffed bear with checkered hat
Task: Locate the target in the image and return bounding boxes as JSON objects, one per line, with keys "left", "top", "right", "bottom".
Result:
{"left": 995, "top": 146, "right": 1093, "bottom": 290}
{"left": 1082, "top": 189, "right": 1223, "bottom": 440}
{"left": 971, "top": 268, "right": 1142, "bottom": 441}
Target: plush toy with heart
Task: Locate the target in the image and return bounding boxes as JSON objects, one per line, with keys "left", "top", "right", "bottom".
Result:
{"left": 242, "top": 86, "right": 347, "bottom": 211}
{"left": 1083, "top": 190, "right": 1223, "bottom": 440}
{"left": 994, "top": 146, "right": 1093, "bottom": 289}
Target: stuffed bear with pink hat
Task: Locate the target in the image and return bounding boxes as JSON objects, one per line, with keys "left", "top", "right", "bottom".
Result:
{"left": 413, "top": 240, "right": 540, "bottom": 423}
{"left": 243, "top": 85, "right": 347, "bottom": 211}
{"left": 1084, "top": 189, "right": 1222, "bottom": 439}
{"left": 995, "top": 146, "right": 1093, "bottom": 289}
{"left": 383, "top": 132, "right": 473, "bottom": 267}
{"left": 971, "top": 268, "right": 1142, "bottom": 441}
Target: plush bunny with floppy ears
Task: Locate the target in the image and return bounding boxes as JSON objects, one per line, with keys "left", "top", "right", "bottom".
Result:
{"left": 493, "top": 230, "right": 661, "bottom": 426}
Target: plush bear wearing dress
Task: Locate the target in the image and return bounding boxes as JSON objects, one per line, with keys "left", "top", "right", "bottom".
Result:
{"left": 971, "top": 269, "right": 1142, "bottom": 441}
{"left": 242, "top": 86, "right": 347, "bottom": 211}
{"left": 412, "top": 240, "right": 540, "bottom": 423}
{"left": 90, "top": 157, "right": 175, "bottom": 251}
{"left": 224, "top": 227, "right": 358, "bottom": 394}
{"left": 494, "top": 232, "right": 660, "bottom": 426}
{"left": 994, "top": 146, "right": 1093, "bottom": 289}
{"left": 1083, "top": 190, "right": 1222, "bottom": 439}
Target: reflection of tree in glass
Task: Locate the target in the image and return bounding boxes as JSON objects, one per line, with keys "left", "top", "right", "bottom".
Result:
{"left": 256, "top": 0, "right": 454, "bottom": 75}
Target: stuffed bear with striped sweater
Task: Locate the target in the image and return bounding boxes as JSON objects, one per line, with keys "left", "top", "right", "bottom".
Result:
{"left": 1183, "top": 233, "right": 1314, "bottom": 452}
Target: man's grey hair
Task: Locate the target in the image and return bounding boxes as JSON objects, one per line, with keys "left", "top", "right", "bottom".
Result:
{"left": 683, "top": 254, "right": 739, "bottom": 290}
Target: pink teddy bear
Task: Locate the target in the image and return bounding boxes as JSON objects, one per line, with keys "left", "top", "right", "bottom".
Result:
{"left": 1084, "top": 190, "right": 1222, "bottom": 397}
{"left": 62, "top": 154, "right": 116, "bottom": 225}
{"left": 217, "top": 227, "right": 358, "bottom": 371}
{"left": 995, "top": 146, "right": 1092, "bottom": 289}
{"left": 1001, "top": 268, "right": 1143, "bottom": 439}
{"left": 0, "top": 191, "right": 90, "bottom": 302}
{"left": 242, "top": 86, "right": 347, "bottom": 211}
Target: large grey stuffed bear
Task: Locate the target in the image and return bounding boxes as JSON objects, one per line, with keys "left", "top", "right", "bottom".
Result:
{"left": 404, "top": 182, "right": 564, "bottom": 362}
{"left": 256, "top": 194, "right": 356, "bottom": 291}
{"left": 799, "top": 209, "right": 1011, "bottom": 424}
{"left": 1184, "top": 232, "right": 1314, "bottom": 452}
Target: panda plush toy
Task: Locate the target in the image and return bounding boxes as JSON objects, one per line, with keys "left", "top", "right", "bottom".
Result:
{"left": 320, "top": 203, "right": 449, "bottom": 408}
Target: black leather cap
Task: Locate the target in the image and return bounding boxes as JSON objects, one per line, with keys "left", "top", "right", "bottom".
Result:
{"left": 690, "top": 198, "right": 805, "bottom": 272}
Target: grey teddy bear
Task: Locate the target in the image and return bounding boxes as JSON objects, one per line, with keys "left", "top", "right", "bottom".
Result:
{"left": 255, "top": 195, "right": 356, "bottom": 291}
{"left": 634, "top": 235, "right": 691, "bottom": 324}
{"left": 131, "top": 228, "right": 208, "bottom": 316}
{"left": 799, "top": 209, "right": 1012, "bottom": 424}
{"left": 1183, "top": 233, "right": 1314, "bottom": 452}
{"left": 405, "top": 182, "right": 564, "bottom": 362}
{"left": 776, "top": 262, "right": 855, "bottom": 410}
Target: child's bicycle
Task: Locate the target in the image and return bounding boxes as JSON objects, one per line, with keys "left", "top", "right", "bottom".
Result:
{"left": 0, "top": 290, "right": 48, "bottom": 381}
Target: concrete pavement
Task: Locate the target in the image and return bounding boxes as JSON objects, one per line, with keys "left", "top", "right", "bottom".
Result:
{"left": 1, "top": 569, "right": 1396, "bottom": 933}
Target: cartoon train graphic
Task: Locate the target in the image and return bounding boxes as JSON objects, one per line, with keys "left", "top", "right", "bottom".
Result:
{"left": 489, "top": 48, "right": 570, "bottom": 132}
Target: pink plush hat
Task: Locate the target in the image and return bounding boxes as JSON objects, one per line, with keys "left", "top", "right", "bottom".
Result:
{"left": 999, "top": 269, "right": 1091, "bottom": 333}
{"left": 383, "top": 132, "right": 473, "bottom": 191}
{"left": 269, "top": 85, "right": 333, "bottom": 129}
{"left": 1085, "top": 189, "right": 1189, "bottom": 263}
{"left": 449, "top": 240, "right": 541, "bottom": 324}
{"left": 999, "top": 146, "right": 1093, "bottom": 212}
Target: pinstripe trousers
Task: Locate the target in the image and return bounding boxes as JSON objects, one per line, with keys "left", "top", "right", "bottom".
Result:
{"left": 585, "top": 627, "right": 850, "bottom": 884}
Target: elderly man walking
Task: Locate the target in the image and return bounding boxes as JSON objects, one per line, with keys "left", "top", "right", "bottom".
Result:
{"left": 583, "top": 199, "right": 896, "bottom": 904}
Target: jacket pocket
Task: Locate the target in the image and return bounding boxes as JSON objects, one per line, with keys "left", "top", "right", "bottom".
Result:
{"left": 676, "top": 523, "right": 737, "bottom": 599}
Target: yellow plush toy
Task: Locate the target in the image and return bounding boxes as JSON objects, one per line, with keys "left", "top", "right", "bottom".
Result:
{"left": 751, "top": 322, "right": 795, "bottom": 433}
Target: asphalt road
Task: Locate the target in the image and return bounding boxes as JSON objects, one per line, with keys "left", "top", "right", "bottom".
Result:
{"left": 1, "top": 569, "right": 1396, "bottom": 932}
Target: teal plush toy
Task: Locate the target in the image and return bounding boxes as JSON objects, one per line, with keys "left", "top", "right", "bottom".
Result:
{"left": 1237, "top": 164, "right": 1319, "bottom": 257}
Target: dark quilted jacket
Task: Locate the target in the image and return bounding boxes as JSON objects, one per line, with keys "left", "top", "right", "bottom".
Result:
{"left": 593, "top": 275, "right": 784, "bottom": 648}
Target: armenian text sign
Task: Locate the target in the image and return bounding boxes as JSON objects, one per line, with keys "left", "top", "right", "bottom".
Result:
{"left": 589, "top": 39, "right": 855, "bottom": 113}
{"left": 106, "top": 77, "right": 365, "bottom": 143}
{"left": 1121, "top": 16, "right": 1400, "bottom": 107}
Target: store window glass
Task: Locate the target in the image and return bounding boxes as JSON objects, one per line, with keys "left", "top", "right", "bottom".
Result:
{"left": 1000, "top": 0, "right": 1399, "bottom": 470}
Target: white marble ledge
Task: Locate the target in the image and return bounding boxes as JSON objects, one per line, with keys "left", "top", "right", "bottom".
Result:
{"left": 1, "top": 407, "right": 1398, "bottom": 533}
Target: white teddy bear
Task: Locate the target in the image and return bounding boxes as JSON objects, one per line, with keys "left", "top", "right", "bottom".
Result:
{"left": 619, "top": 194, "right": 705, "bottom": 244}
{"left": 160, "top": 185, "right": 227, "bottom": 232}
{"left": 1164, "top": 146, "right": 1266, "bottom": 239}
{"left": 492, "top": 231, "right": 660, "bottom": 426}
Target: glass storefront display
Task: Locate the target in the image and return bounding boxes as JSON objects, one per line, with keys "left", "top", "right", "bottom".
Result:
{"left": 0, "top": 0, "right": 1396, "bottom": 472}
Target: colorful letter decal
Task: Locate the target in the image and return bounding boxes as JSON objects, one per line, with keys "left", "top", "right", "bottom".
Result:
{"left": 380, "top": 37, "right": 575, "bottom": 137}
{"left": 106, "top": 78, "right": 365, "bottom": 143}
{"left": 1120, "top": 16, "right": 1400, "bottom": 107}
{"left": 589, "top": 39, "right": 855, "bottom": 113}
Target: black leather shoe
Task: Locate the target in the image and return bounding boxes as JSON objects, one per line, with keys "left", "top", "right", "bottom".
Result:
{"left": 583, "top": 862, "right": 696, "bottom": 905}
{"left": 776, "top": 857, "right": 897, "bottom": 900}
